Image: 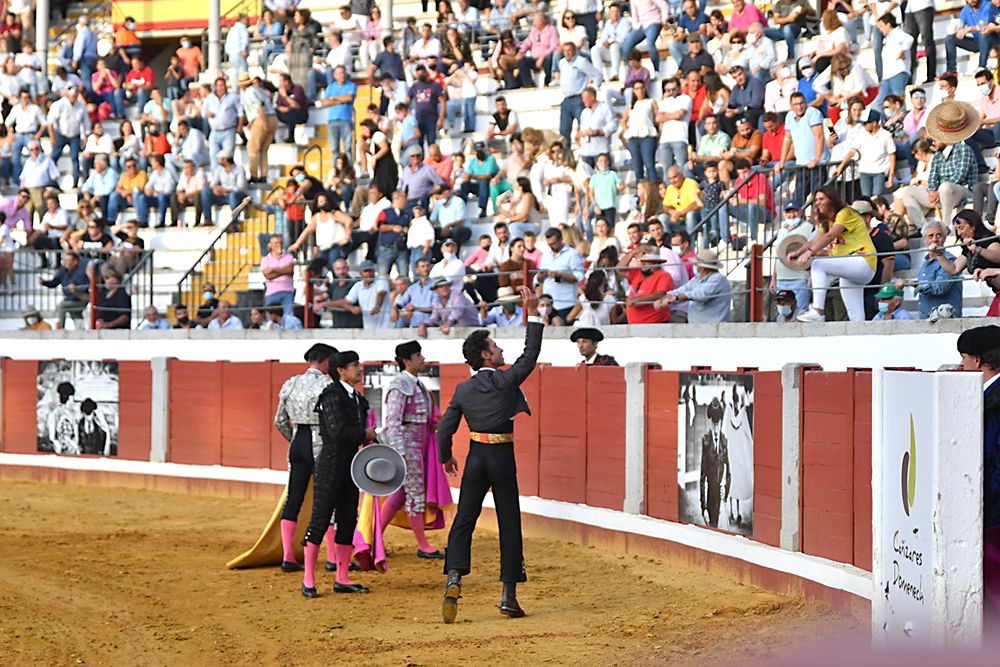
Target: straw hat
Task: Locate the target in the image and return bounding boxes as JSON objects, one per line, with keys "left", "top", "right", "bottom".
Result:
{"left": 237, "top": 72, "right": 252, "bottom": 87}
{"left": 693, "top": 249, "right": 722, "bottom": 271}
{"left": 495, "top": 286, "right": 521, "bottom": 303}
{"left": 777, "top": 234, "right": 811, "bottom": 271}
{"left": 925, "top": 101, "right": 982, "bottom": 145}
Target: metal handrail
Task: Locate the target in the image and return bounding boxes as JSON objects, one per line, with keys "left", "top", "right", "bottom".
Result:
{"left": 302, "top": 144, "right": 325, "bottom": 180}
{"left": 174, "top": 197, "right": 254, "bottom": 304}
{"left": 50, "top": 1, "right": 114, "bottom": 50}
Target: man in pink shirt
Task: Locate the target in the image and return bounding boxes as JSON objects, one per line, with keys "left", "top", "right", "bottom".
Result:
{"left": 728, "top": 0, "right": 767, "bottom": 34}
{"left": 969, "top": 69, "right": 1000, "bottom": 165}
{"left": 618, "top": 0, "right": 670, "bottom": 74}
{"left": 261, "top": 234, "right": 296, "bottom": 314}
{"left": 517, "top": 11, "right": 559, "bottom": 87}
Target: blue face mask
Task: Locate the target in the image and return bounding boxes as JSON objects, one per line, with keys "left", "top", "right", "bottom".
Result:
{"left": 295, "top": 172, "right": 305, "bottom": 183}
{"left": 877, "top": 302, "right": 890, "bottom": 314}
{"left": 777, "top": 304, "right": 793, "bottom": 317}
{"left": 981, "top": 83, "right": 993, "bottom": 96}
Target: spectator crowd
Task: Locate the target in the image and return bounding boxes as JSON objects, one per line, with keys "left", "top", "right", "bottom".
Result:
{"left": 6, "top": 0, "right": 1000, "bottom": 330}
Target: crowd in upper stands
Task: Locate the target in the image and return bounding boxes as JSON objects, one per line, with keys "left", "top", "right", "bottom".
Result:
{"left": 6, "top": 0, "right": 1000, "bottom": 331}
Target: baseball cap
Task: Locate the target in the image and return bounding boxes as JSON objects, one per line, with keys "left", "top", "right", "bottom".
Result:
{"left": 861, "top": 108, "right": 881, "bottom": 124}
{"left": 775, "top": 289, "right": 796, "bottom": 303}
{"left": 358, "top": 260, "right": 376, "bottom": 272}
{"left": 874, "top": 282, "right": 904, "bottom": 299}
{"left": 783, "top": 200, "right": 801, "bottom": 211}
{"left": 735, "top": 117, "right": 750, "bottom": 126}
{"left": 851, "top": 200, "right": 875, "bottom": 216}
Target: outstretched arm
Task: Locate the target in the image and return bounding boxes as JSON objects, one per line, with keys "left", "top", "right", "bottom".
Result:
{"left": 493, "top": 287, "right": 542, "bottom": 389}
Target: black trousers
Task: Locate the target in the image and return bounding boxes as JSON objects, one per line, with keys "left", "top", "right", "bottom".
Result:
{"left": 281, "top": 426, "right": 314, "bottom": 522}
{"left": 303, "top": 441, "right": 359, "bottom": 546}
{"left": 445, "top": 442, "right": 526, "bottom": 583}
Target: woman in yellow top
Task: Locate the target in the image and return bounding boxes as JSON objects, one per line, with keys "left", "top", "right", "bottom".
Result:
{"left": 787, "top": 185, "right": 876, "bottom": 322}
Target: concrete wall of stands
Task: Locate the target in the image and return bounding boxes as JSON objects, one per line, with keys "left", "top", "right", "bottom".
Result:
{"left": 1, "top": 356, "right": 875, "bottom": 613}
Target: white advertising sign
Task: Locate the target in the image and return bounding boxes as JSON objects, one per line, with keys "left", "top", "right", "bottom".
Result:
{"left": 878, "top": 372, "right": 933, "bottom": 642}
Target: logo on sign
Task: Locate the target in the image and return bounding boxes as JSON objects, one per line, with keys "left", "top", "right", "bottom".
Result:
{"left": 901, "top": 415, "right": 917, "bottom": 516}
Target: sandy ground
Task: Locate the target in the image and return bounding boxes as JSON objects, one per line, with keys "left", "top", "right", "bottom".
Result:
{"left": 0, "top": 481, "right": 860, "bottom": 666}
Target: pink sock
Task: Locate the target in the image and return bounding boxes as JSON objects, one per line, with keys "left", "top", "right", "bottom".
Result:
{"left": 303, "top": 542, "right": 319, "bottom": 589}
{"left": 324, "top": 525, "right": 336, "bottom": 563}
{"left": 379, "top": 490, "right": 405, "bottom": 535}
{"left": 408, "top": 513, "right": 434, "bottom": 553}
{"left": 334, "top": 543, "right": 356, "bottom": 586}
{"left": 280, "top": 519, "right": 297, "bottom": 563}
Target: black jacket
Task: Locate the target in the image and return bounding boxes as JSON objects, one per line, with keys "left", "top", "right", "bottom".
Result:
{"left": 437, "top": 321, "right": 543, "bottom": 463}
{"left": 316, "top": 381, "right": 369, "bottom": 458}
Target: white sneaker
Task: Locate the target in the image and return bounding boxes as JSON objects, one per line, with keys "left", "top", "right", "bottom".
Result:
{"left": 796, "top": 309, "right": 825, "bottom": 323}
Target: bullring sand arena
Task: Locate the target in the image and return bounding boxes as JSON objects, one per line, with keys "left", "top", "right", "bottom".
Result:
{"left": 0, "top": 480, "right": 856, "bottom": 666}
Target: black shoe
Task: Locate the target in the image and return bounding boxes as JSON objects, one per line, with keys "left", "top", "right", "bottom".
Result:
{"left": 442, "top": 570, "right": 462, "bottom": 624}
{"left": 417, "top": 549, "right": 445, "bottom": 560}
{"left": 499, "top": 582, "right": 526, "bottom": 618}
{"left": 281, "top": 560, "right": 303, "bottom": 572}
{"left": 333, "top": 582, "right": 370, "bottom": 593}
{"left": 301, "top": 584, "right": 318, "bottom": 598}
{"left": 326, "top": 561, "right": 362, "bottom": 571}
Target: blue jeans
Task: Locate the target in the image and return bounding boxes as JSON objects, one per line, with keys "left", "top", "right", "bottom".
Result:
{"left": 50, "top": 132, "right": 81, "bottom": 186}
{"left": 945, "top": 32, "right": 999, "bottom": 72}
{"left": 776, "top": 277, "right": 810, "bottom": 313}
{"left": 307, "top": 68, "right": 328, "bottom": 101}
{"left": 264, "top": 290, "right": 295, "bottom": 315}
{"left": 894, "top": 253, "right": 911, "bottom": 272}
{"left": 376, "top": 244, "right": 407, "bottom": 277}
{"left": 560, "top": 94, "right": 585, "bottom": 141}
{"left": 107, "top": 190, "right": 138, "bottom": 224}
{"left": 200, "top": 189, "right": 248, "bottom": 225}
{"left": 209, "top": 128, "right": 236, "bottom": 165}
{"left": 135, "top": 192, "right": 171, "bottom": 227}
{"left": 859, "top": 172, "right": 887, "bottom": 197}
{"left": 872, "top": 28, "right": 883, "bottom": 80}
{"left": 874, "top": 71, "right": 908, "bottom": 110}
{"left": 78, "top": 56, "right": 97, "bottom": 93}
{"left": 619, "top": 24, "right": 663, "bottom": 73}
{"left": 627, "top": 136, "right": 657, "bottom": 182}
{"left": 517, "top": 53, "right": 554, "bottom": 87}
{"left": 446, "top": 96, "right": 477, "bottom": 134}
{"left": 461, "top": 179, "right": 490, "bottom": 214}
{"left": 228, "top": 54, "right": 248, "bottom": 80}
{"left": 11, "top": 133, "right": 31, "bottom": 178}
{"left": 705, "top": 202, "right": 730, "bottom": 248}
{"left": 416, "top": 117, "right": 438, "bottom": 147}
{"left": 316, "top": 244, "right": 350, "bottom": 268}
{"left": 667, "top": 38, "right": 688, "bottom": 65}
{"left": 656, "top": 141, "right": 689, "bottom": 181}
{"left": 763, "top": 24, "right": 800, "bottom": 60}
{"left": 328, "top": 119, "right": 353, "bottom": 157}
{"left": 732, "top": 203, "right": 769, "bottom": 242}
{"left": 129, "top": 88, "right": 150, "bottom": 112}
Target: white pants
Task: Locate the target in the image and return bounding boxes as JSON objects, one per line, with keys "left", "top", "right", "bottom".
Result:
{"left": 591, "top": 44, "right": 622, "bottom": 78}
{"left": 809, "top": 255, "right": 876, "bottom": 322}
{"left": 894, "top": 183, "right": 971, "bottom": 229}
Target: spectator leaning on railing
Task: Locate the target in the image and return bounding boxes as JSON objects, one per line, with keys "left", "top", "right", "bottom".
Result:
{"left": 94, "top": 269, "right": 132, "bottom": 330}
{"left": 261, "top": 234, "right": 297, "bottom": 315}
{"left": 137, "top": 305, "right": 171, "bottom": 330}
{"left": 39, "top": 250, "right": 89, "bottom": 329}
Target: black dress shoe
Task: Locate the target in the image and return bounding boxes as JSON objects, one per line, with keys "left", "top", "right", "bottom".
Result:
{"left": 499, "top": 582, "right": 526, "bottom": 618}
{"left": 442, "top": 570, "right": 462, "bottom": 624}
{"left": 282, "top": 560, "right": 303, "bottom": 573}
{"left": 333, "top": 582, "right": 370, "bottom": 593}
{"left": 301, "top": 585, "right": 318, "bottom": 598}
{"left": 326, "top": 561, "right": 362, "bottom": 571}
{"left": 417, "top": 549, "right": 445, "bottom": 560}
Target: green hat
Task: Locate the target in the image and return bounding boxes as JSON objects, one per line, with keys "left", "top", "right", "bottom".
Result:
{"left": 874, "top": 282, "right": 904, "bottom": 299}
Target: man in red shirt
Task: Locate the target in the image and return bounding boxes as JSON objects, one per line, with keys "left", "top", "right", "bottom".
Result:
{"left": 124, "top": 55, "right": 154, "bottom": 111}
{"left": 683, "top": 69, "right": 707, "bottom": 128}
{"left": 759, "top": 112, "right": 786, "bottom": 168}
{"left": 626, "top": 253, "right": 674, "bottom": 324}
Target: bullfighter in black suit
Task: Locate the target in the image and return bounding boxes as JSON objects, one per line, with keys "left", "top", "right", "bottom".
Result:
{"left": 437, "top": 286, "right": 543, "bottom": 623}
{"left": 300, "top": 350, "right": 375, "bottom": 598}
{"left": 700, "top": 398, "right": 730, "bottom": 528}
{"left": 570, "top": 327, "right": 618, "bottom": 366}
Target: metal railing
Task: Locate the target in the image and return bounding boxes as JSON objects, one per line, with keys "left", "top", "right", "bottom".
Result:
{"left": 1, "top": 248, "right": 155, "bottom": 327}
{"left": 174, "top": 197, "right": 255, "bottom": 310}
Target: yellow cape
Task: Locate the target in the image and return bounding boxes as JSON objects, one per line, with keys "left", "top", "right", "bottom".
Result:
{"left": 225, "top": 481, "right": 314, "bottom": 569}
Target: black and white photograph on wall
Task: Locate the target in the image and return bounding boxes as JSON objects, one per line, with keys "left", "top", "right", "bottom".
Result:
{"left": 363, "top": 362, "right": 441, "bottom": 428}
{"left": 36, "top": 361, "right": 120, "bottom": 456}
{"left": 677, "top": 372, "right": 754, "bottom": 536}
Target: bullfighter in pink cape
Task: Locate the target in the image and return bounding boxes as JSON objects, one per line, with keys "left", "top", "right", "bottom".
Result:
{"left": 376, "top": 341, "right": 452, "bottom": 558}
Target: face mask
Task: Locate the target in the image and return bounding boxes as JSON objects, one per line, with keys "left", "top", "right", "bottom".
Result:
{"left": 776, "top": 305, "right": 792, "bottom": 317}
{"left": 203, "top": 291, "right": 214, "bottom": 301}
{"left": 783, "top": 216, "right": 800, "bottom": 228}
{"left": 882, "top": 106, "right": 893, "bottom": 116}
{"left": 877, "top": 302, "right": 890, "bottom": 314}
{"left": 538, "top": 305, "right": 550, "bottom": 316}
{"left": 418, "top": 73, "right": 428, "bottom": 82}
{"left": 476, "top": 150, "right": 486, "bottom": 160}
{"left": 26, "top": 315, "right": 39, "bottom": 325}
{"left": 746, "top": 32, "right": 758, "bottom": 45}
{"left": 442, "top": 251, "right": 455, "bottom": 260}
{"left": 801, "top": 67, "right": 814, "bottom": 78}
{"left": 295, "top": 172, "right": 305, "bottom": 183}
{"left": 982, "top": 84, "right": 993, "bottom": 96}
{"left": 181, "top": 40, "right": 191, "bottom": 48}
{"left": 126, "top": 21, "right": 135, "bottom": 29}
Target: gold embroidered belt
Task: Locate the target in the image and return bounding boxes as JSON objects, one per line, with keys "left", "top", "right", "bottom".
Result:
{"left": 469, "top": 431, "right": 514, "bottom": 444}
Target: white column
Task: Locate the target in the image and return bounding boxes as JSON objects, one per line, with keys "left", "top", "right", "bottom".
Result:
{"left": 150, "top": 357, "right": 169, "bottom": 463}
{"left": 35, "top": 0, "right": 49, "bottom": 94}
{"left": 623, "top": 363, "right": 647, "bottom": 515}
{"left": 208, "top": 0, "right": 222, "bottom": 77}
{"left": 380, "top": 0, "right": 393, "bottom": 36}
{"left": 780, "top": 363, "right": 809, "bottom": 552}
{"left": 872, "top": 370, "right": 983, "bottom": 647}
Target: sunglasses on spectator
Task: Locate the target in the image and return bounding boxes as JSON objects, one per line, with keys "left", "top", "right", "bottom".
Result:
{"left": 664, "top": 87, "right": 678, "bottom": 93}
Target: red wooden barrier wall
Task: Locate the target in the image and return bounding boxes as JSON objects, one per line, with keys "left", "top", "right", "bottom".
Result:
{"left": 514, "top": 369, "right": 541, "bottom": 497}
{"left": 586, "top": 366, "right": 627, "bottom": 510}
{"left": 168, "top": 360, "right": 223, "bottom": 465}
{"left": 645, "top": 369, "right": 679, "bottom": 522}
{"left": 752, "top": 371, "right": 782, "bottom": 548}
{"left": 538, "top": 365, "right": 588, "bottom": 504}
{"left": 117, "top": 361, "right": 152, "bottom": 461}
{"left": 800, "top": 369, "right": 872, "bottom": 571}
{"left": 439, "top": 363, "right": 471, "bottom": 488}
{"left": 1, "top": 359, "right": 38, "bottom": 454}
{"left": 220, "top": 362, "right": 272, "bottom": 468}
{"left": 268, "top": 362, "right": 301, "bottom": 470}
